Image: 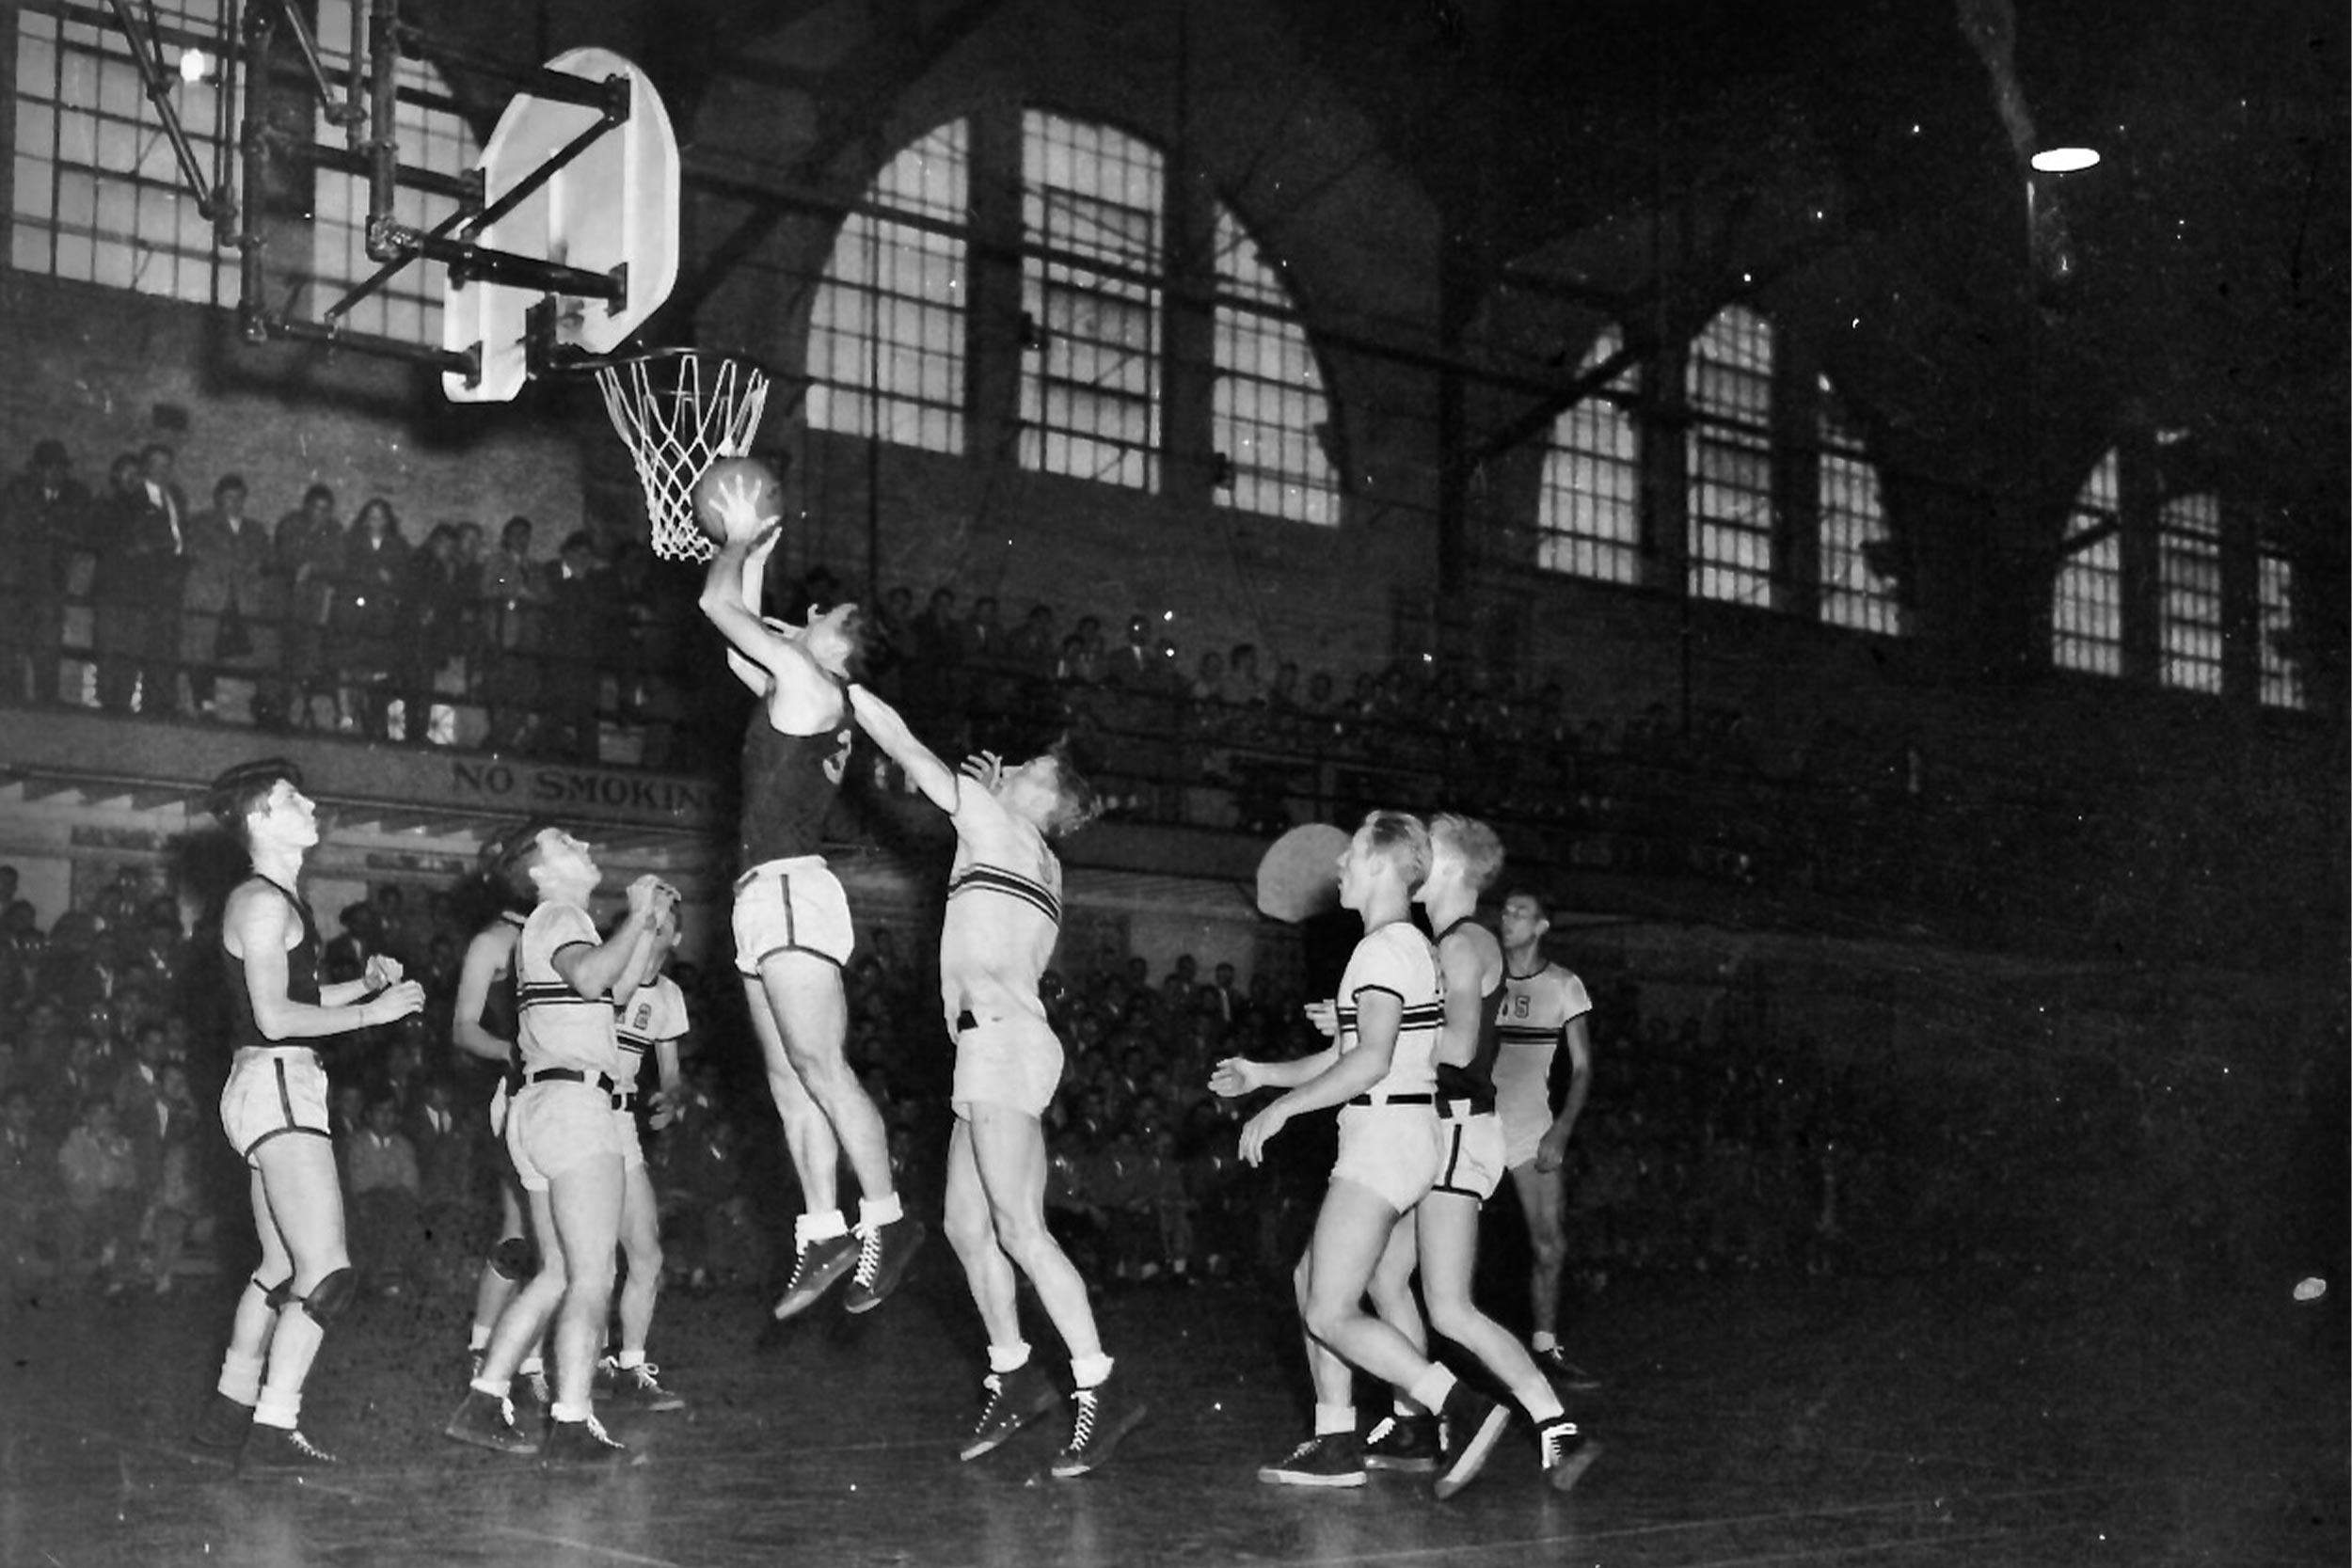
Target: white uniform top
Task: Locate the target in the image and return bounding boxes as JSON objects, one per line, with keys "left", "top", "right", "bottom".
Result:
{"left": 613, "top": 974, "right": 686, "bottom": 1093}
{"left": 515, "top": 901, "right": 622, "bottom": 1079}
{"left": 1336, "top": 921, "right": 1444, "bottom": 1100}
{"left": 937, "top": 783, "right": 1060, "bottom": 1032}
{"left": 1493, "top": 960, "right": 1591, "bottom": 1127}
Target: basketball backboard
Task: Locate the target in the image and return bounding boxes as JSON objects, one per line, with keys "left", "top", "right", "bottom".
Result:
{"left": 441, "top": 47, "right": 680, "bottom": 403}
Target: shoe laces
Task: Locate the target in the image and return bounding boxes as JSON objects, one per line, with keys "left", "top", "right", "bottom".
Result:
{"left": 631, "top": 1363, "right": 663, "bottom": 1386}
{"left": 851, "top": 1225, "right": 885, "bottom": 1288}
{"left": 1540, "top": 1418, "right": 1580, "bottom": 1460}
{"left": 580, "top": 1414, "right": 620, "bottom": 1448}
{"left": 1365, "top": 1416, "right": 1400, "bottom": 1447}
{"left": 1068, "top": 1386, "right": 1099, "bottom": 1448}
{"left": 496, "top": 1396, "right": 518, "bottom": 1429}
{"left": 284, "top": 1429, "right": 333, "bottom": 1461}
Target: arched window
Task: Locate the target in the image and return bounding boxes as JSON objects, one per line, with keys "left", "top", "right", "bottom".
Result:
{"left": 2054, "top": 448, "right": 2124, "bottom": 676}
{"left": 1213, "top": 210, "right": 1337, "bottom": 525}
{"left": 1818, "top": 376, "right": 1899, "bottom": 634}
{"left": 806, "top": 121, "right": 968, "bottom": 451}
{"left": 10, "top": 0, "right": 232, "bottom": 303}
{"left": 1685, "top": 306, "right": 1775, "bottom": 608}
{"left": 310, "top": 1, "right": 476, "bottom": 346}
{"left": 1536, "top": 326, "right": 1642, "bottom": 583}
{"left": 804, "top": 109, "right": 1336, "bottom": 519}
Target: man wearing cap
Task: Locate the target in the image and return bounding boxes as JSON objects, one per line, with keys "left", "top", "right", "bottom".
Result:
{"left": 189, "top": 759, "right": 426, "bottom": 1475}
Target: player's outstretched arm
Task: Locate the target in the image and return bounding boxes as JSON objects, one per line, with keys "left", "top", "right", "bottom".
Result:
{"left": 230, "top": 884, "right": 423, "bottom": 1040}
{"left": 844, "top": 682, "right": 961, "bottom": 814}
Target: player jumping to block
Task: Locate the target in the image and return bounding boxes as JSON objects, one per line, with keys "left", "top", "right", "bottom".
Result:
{"left": 846, "top": 683, "right": 1147, "bottom": 1477}
{"left": 190, "top": 758, "right": 426, "bottom": 1476}
{"left": 1359, "top": 816, "right": 1598, "bottom": 1496}
{"left": 696, "top": 480, "right": 923, "bottom": 1321}
{"left": 1211, "top": 812, "right": 1509, "bottom": 1497}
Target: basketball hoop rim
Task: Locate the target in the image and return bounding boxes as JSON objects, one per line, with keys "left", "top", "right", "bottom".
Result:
{"left": 555, "top": 342, "right": 801, "bottom": 393}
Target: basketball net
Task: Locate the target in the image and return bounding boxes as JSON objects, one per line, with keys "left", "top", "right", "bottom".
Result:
{"left": 596, "top": 351, "right": 771, "bottom": 562}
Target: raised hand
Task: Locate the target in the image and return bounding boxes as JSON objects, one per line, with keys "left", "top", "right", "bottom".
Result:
{"left": 362, "top": 953, "right": 405, "bottom": 990}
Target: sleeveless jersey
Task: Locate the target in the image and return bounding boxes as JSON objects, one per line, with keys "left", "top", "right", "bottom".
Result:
{"left": 938, "top": 812, "right": 1062, "bottom": 1027}
{"left": 739, "top": 707, "right": 853, "bottom": 869}
{"left": 514, "top": 901, "right": 622, "bottom": 1078}
{"left": 1335, "top": 921, "right": 1444, "bottom": 1100}
{"left": 1430, "top": 915, "right": 1503, "bottom": 1110}
{"left": 613, "top": 974, "right": 687, "bottom": 1093}
{"left": 224, "top": 876, "right": 321, "bottom": 1052}
{"left": 1493, "top": 960, "right": 1592, "bottom": 1118}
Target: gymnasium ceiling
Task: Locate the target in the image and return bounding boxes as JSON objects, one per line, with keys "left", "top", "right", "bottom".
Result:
{"left": 401, "top": 0, "right": 2347, "bottom": 567}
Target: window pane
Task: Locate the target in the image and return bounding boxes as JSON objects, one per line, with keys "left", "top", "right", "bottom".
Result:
{"left": 1538, "top": 327, "right": 1643, "bottom": 582}
{"left": 1818, "top": 378, "right": 1901, "bottom": 634}
{"left": 1685, "top": 308, "right": 1775, "bottom": 607}
{"left": 2054, "top": 449, "right": 2123, "bottom": 675}
{"left": 806, "top": 120, "right": 969, "bottom": 455}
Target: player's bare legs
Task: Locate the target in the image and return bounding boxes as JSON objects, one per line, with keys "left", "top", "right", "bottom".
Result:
{"left": 1509, "top": 1161, "right": 1571, "bottom": 1349}
{"left": 615, "top": 1162, "right": 663, "bottom": 1360}
{"left": 751, "top": 953, "right": 920, "bottom": 1319}
{"left": 964, "top": 1105, "right": 1101, "bottom": 1356}
{"left": 544, "top": 1154, "right": 624, "bottom": 1420}
{"left": 1416, "top": 1192, "right": 1560, "bottom": 1418}
{"left": 247, "top": 1137, "right": 350, "bottom": 1428}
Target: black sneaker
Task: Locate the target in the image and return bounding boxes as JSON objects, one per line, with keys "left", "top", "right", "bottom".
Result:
{"left": 1534, "top": 1346, "right": 1601, "bottom": 1390}
{"left": 1256, "top": 1433, "right": 1366, "bottom": 1488}
{"left": 960, "top": 1363, "right": 1063, "bottom": 1461}
{"left": 540, "top": 1415, "right": 628, "bottom": 1465}
{"left": 1537, "top": 1416, "right": 1600, "bottom": 1494}
{"left": 444, "top": 1388, "right": 541, "bottom": 1454}
{"left": 771, "top": 1231, "right": 858, "bottom": 1320}
{"left": 1050, "top": 1376, "right": 1147, "bottom": 1478}
{"left": 191, "top": 1391, "right": 255, "bottom": 1449}
{"left": 1361, "top": 1412, "right": 1439, "bottom": 1473}
{"left": 1432, "top": 1385, "right": 1511, "bottom": 1501}
{"left": 238, "top": 1423, "right": 337, "bottom": 1478}
{"left": 841, "top": 1216, "right": 927, "bottom": 1315}
{"left": 602, "top": 1359, "right": 687, "bottom": 1414}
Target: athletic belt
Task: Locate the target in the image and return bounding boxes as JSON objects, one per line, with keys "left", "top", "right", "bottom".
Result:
{"left": 525, "top": 1067, "right": 619, "bottom": 1097}
{"left": 1438, "top": 1096, "right": 1494, "bottom": 1119}
{"left": 612, "top": 1090, "right": 639, "bottom": 1113}
{"left": 1347, "top": 1092, "right": 1433, "bottom": 1106}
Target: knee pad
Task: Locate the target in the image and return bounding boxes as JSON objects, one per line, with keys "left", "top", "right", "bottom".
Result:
{"left": 490, "top": 1236, "right": 533, "bottom": 1280}
{"left": 257, "top": 1275, "right": 295, "bottom": 1308}
{"left": 299, "top": 1266, "right": 358, "bottom": 1326}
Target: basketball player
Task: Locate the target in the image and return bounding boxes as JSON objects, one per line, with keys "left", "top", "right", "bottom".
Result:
{"left": 599, "top": 906, "right": 689, "bottom": 1412}
{"left": 1210, "top": 812, "right": 1507, "bottom": 1497}
{"left": 442, "top": 825, "right": 673, "bottom": 1462}
{"left": 1358, "top": 817, "right": 1597, "bottom": 1495}
{"left": 189, "top": 758, "right": 426, "bottom": 1475}
{"left": 448, "top": 847, "right": 540, "bottom": 1395}
{"left": 1496, "top": 889, "right": 1599, "bottom": 1388}
{"left": 844, "top": 685, "right": 1146, "bottom": 1477}
{"left": 697, "top": 482, "right": 923, "bottom": 1320}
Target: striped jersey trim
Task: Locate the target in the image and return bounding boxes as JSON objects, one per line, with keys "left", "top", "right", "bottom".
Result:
{"left": 947, "top": 864, "right": 1061, "bottom": 926}
{"left": 1498, "top": 1024, "right": 1565, "bottom": 1047}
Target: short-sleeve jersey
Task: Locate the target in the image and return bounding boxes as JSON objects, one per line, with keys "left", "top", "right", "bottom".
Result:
{"left": 224, "top": 875, "right": 321, "bottom": 1052}
{"left": 514, "top": 901, "right": 622, "bottom": 1078}
{"left": 613, "top": 974, "right": 686, "bottom": 1093}
{"left": 1336, "top": 921, "right": 1444, "bottom": 1100}
{"left": 1493, "top": 960, "right": 1591, "bottom": 1118}
{"left": 739, "top": 706, "right": 854, "bottom": 869}
{"left": 937, "top": 786, "right": 1060, "bottom": 1029}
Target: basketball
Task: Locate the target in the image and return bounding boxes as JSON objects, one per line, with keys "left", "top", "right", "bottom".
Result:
{"left": 691, "top": 455, "right": 784, "bottom": 546}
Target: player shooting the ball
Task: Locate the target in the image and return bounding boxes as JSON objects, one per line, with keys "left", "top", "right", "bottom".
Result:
{"left": 695, "top": 468, "right": 926, "bottom": 1322}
